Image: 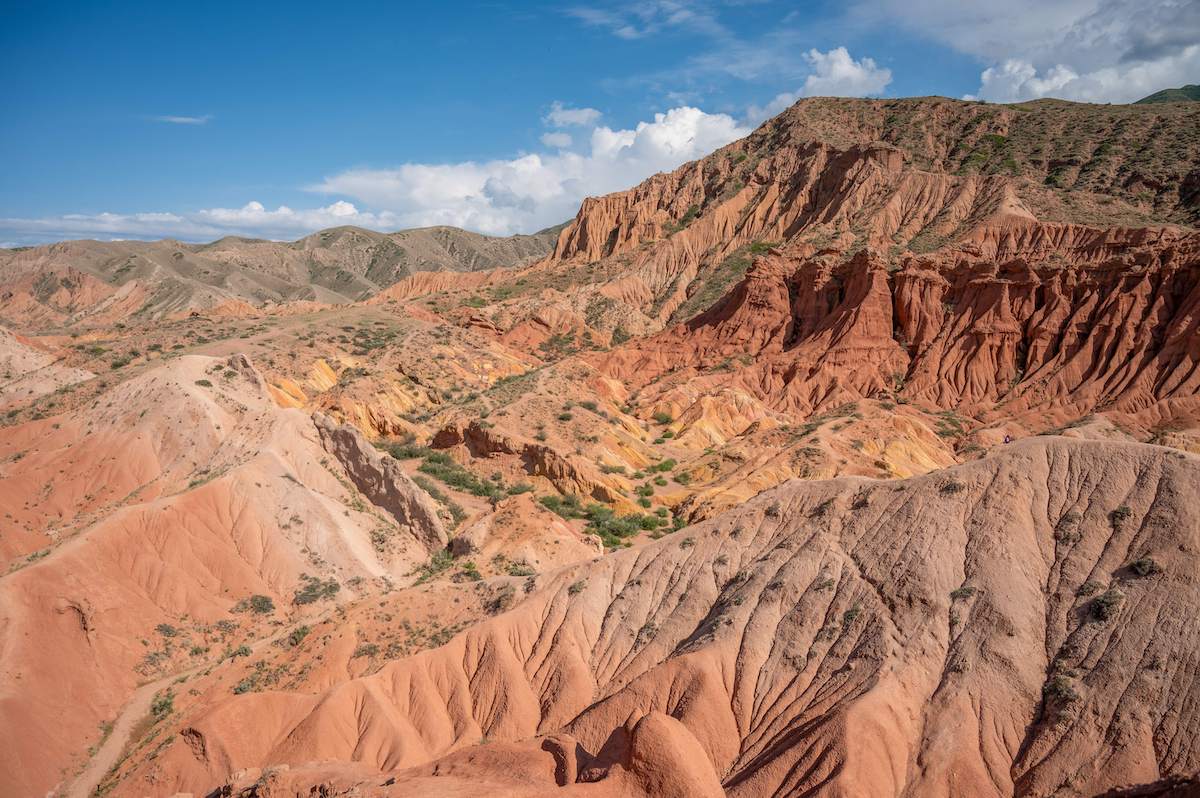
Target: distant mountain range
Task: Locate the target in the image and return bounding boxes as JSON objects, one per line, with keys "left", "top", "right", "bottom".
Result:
{"left": 0, "top": 223, "right": 563, "bottom": 328}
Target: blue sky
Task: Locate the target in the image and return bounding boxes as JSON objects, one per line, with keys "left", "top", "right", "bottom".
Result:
{"left": 1, "top": 0, "right": 1196, "bottom": 245}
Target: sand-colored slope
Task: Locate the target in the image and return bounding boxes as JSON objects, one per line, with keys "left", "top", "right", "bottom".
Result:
{"left": 109, "top": 437, "right": 1200, "bottom": 797}
{"left": 0, "top": 324, "right": 91, "bottom": 408}
{"left": 0, "top": 353, "right": 448, "bottom": 797}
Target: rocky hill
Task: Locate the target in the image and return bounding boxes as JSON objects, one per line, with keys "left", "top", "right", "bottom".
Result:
{"left": 531, "top": 96, "right": 1199, "bottom": 334}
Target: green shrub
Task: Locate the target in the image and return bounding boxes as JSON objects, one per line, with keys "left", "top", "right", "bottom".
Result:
{"left": 1129, "top": 557, "right": 1161, "bottom": 577}
{"left": 150, "top": 690, "right": 174, "bottom": 718}
{"left": 540, "top": 494, "right": 585, "bottom": 519}
{"left": 418, "top": 453, "right": 504, "bottom": 500}
{"left": 454, "top": 561, "right": 482, "bottom": 582}
{"left": 352, "top": 643, "right": 379, "bottom": 658}
{"left": 412, "top": 550, "right": 455, "bottom": 584}
{"left": 1042, "top": 674, "right": 1079, "bottom": 703}
{"left": 506, "top": 560, "right": 536, "bottom": 577}
{"left": 293, "top": 575, "right": 340, "bottom": 605}
{"left": 385, "top": 441, "right": 430, "bottom": 460}
{"left": 1090, "top": 588, "right": 1123, "bottom": 621}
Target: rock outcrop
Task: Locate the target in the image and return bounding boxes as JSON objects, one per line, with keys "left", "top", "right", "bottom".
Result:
{"left": 598, "top": 230, "right": 1200, "bottom": 432}
{"left": 314, "top": 412, "right": 448, "bottom": 551}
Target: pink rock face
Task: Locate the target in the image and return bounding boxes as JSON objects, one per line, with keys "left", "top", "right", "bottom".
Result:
{"left": 598, "top": 231, "right": 1200, "bottom": 430}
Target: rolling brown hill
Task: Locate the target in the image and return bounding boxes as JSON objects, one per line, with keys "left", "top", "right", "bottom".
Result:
{"left": 0, "top": 223, "right": 559, "bottom": 330}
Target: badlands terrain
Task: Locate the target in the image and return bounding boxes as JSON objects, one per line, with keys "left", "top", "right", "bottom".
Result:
{"left": 1, "top": 95, "right": 1199, "bottom": 797}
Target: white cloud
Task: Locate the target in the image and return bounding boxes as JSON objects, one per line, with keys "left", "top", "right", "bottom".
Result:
{"left": 566, "top": 1, "right": 728, "bottom": 40}
{"left": 0, "top": 201, "right": 400, "bottom": 245}
{"left": 311, "top": 106, "right": 750, "bottom": 236}
{"left": 968, "top": 46, "right": 1200, "bottom": 103}
{"left": 854, "top": 0, "right": 1200, "bottom": 103}
{"left": 746, "top": 47, "right": 893, "bottom": 123}
{"left": 544, "top": 101, "right": 602, "bottom": 127}
{"left": 540, "top": 131, "right": 574, "bottom": 148}
{"left": 153, "top": 114, "right": 212, "bottom": 125}
{"left": 801, "top": 47, "right": 892, "bottom": 97}
{"left": 968, "top": 61, "right": 1080, "bottom": 103}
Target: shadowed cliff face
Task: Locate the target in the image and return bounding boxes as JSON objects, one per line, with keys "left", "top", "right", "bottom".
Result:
{"left": 597, "top": 229, "right": 1200, "bottom": 433}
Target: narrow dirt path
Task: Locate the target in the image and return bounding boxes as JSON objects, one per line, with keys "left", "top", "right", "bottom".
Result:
{"left": 64, "top": 668, "right": 186, "bottom": 798}
{"left": 63, "top": 611, "right": 333, "bottom": 798}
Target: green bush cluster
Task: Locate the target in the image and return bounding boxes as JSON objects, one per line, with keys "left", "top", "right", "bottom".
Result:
{"left": 293, "top": 575, "right": 340, "bottom": 605}
{"left": 539, "top": 495, "right": 665, "bottom": 548}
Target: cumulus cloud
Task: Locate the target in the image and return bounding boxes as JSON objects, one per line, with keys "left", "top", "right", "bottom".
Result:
{"left": 854, "top": 0, "right": 1200, "bottom": 103}
{"left": 540, "top": 131, "right": 574, "bottom": 148}
{"left": 967, "top": 46, "right": 1200, "bottom": 103}
{"left": 746, "top": 47, "right": 893, "bottom": 122}
{"left": 544, "top": 101, "right": 603, "bottom": 127}
{"left": 153, "top": 114, "right": 212, "bottom": 125}
{"left": 801, "top": 47, "right": 892, "bottom": 97}
{"left": 312, "top": 106, "right": 749, "bottom": 236}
